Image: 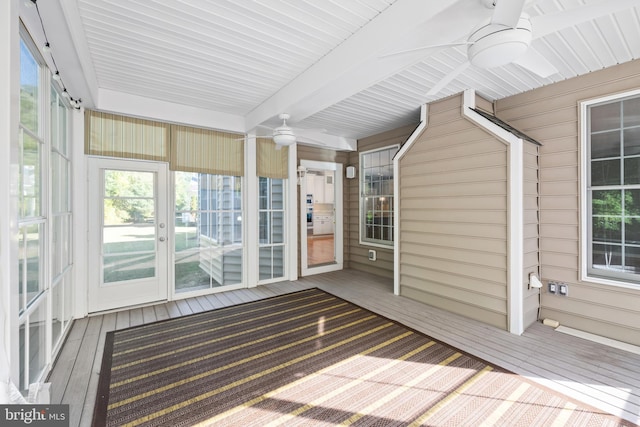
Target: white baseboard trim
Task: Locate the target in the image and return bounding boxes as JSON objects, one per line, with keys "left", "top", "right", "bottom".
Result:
{"left": 556, "top": 326, "right": 640, "bottom": 356}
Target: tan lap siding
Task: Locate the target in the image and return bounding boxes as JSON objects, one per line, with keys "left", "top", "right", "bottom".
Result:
{"left": 496, "top": 59, "right": 640, "bottom": 345}
{"left": 346, "top": 125, "right": 416, "bottom": 278}
{"left": 399, "top": 94, "right": 509, "bottom": 330}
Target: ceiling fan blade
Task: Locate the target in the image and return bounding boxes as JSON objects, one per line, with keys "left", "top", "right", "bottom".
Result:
{"left": 427, "top": 61, "right": 471, "bottom": 96}
{"left": 379, "top": 42, "right": 470, "bottom": 59}
{"left": 512, "top": 49, "right": 558, "bottom": 78}
{"left": 491, "top": 0, "right": 526, "bottom": 27}
{"left": 531, "top": 0, "right": 639, "bottom": 39}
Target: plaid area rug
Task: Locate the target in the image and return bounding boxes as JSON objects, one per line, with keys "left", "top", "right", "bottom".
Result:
{"left": 93, "top": 288, "right": 634, "bottom": 426}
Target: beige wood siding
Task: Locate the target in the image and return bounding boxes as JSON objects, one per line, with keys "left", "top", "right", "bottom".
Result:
{"left": 346, "top": 125, "right": 416, "bottom": 278}
{"left": 399, "top": 94, "right": 509, "bottom": 329}
{"left": 496, "top": 59, "right": 640, "bottom": 345}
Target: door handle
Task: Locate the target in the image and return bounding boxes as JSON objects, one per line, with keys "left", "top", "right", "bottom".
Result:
{"left": 159, "top": 236, "right": 166, "bottom": 242}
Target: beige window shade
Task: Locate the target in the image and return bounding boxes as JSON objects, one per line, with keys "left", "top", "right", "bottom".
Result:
{"left": 257, "top": 138, "right": 289, "bottom": 179}
{"left": 170, "top": 125, "right": 244, "bottom": 176}
{"left": 84, "top": 110, "right": 170, "bottom": 161}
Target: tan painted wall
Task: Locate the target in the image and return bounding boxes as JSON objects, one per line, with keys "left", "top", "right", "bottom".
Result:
{"left": 496, "top": 59, "right": 640, "bottom": 345}
{"left": 398, "top": 94, "right": 509, "bottom": 329}
{"left": 345, "top": 124, "right": 416, "bottom": 279}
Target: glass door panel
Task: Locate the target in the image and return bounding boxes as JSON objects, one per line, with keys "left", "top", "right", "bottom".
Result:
{"left": 88, "top": 159, "right": 168, "bottom": 312}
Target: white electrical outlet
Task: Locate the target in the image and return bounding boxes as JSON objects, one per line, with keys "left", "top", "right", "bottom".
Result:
{"left": 558, "top": 284, "right": 568, "bottom": 296}
{"left": 548, "top": 282, "right": 557, "bottom": 294}
{"left": 368, "top": 249, "right": 377, "bottom": 261}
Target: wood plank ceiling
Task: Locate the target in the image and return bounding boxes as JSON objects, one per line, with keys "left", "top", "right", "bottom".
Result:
{"left": 31, "top": 0, "right": 640, "bottom": 148}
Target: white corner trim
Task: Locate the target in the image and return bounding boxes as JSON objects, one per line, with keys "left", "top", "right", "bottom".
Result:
{"left": 556, "top": 326, "right": 640, "bottom": 356}
{"left": 287, "top": 144, "right": 299, "bottom": 281}
{"left": 462, "top": 89, "right": 524, "bottom": 335}
{"left": 393, "top": 104, "right": 428, "bottom": 295}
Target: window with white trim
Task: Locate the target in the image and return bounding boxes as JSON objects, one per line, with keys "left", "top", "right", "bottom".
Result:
{"left": 586, "top": 93, "right": 640, "bottom": 285}
{"left": 360, "top": 145, "right": 399, "bottom": 247}
{"left": 17, "top": 28, "right": 74, "bottom": 393}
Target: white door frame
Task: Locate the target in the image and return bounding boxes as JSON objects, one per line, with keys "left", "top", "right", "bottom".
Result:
{"left": 87, "top": 157, "right": 169, "bottom": 312}
{"left": 300, "top": 159, "right": 343, "bottom": 276}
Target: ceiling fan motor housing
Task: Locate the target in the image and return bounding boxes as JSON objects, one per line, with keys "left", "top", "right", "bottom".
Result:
{"left": 467, "top": 15, "right": 532, "bottom": 69}
{"left": 272, "top": 124, "right": 296, "bottom": 146}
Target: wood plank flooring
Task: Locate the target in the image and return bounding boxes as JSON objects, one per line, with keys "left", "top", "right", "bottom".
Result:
{"left": 307, "top": 235, "right": 335, "bottom": 265}
{"left": 48, "top": 269, "right": 640, "bottom": 427}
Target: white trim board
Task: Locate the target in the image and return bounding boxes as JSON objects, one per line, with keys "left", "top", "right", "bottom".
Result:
{"left": 555, "top": 326, "right": 640, "bottom": 356}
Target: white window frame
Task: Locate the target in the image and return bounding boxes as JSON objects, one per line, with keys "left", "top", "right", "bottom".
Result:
{"left": 258, "top": 176, "right": 286, "bottom": 283}
{"left": 16, "top": 24, "right": 75, "bottom": 393}
{"left": 581, "top": 89, "right": 640, "bottom": 290}
{"left": 359, "top": 145, "right": 399, "bottom": 248}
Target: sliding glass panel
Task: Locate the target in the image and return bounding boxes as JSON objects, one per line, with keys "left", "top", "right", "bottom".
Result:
{"left": 174, "top": 172, "right": 243, "bottom": 292}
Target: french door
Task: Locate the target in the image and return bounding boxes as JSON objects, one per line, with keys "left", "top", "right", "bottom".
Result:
{"left": 88, "top": 158, "right": 168, "bottom": 312}
{"left": 300, "top": 160, "right": 343, "bottom": 276}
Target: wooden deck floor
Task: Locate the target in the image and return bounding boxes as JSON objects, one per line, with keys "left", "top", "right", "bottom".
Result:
{"left": 48, "top": 269, "right": 640, "bottom": 426}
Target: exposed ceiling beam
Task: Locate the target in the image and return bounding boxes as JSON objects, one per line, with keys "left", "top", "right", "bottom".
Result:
{"left": 245, "top": 0, "right": 492, "bottom": 132}
{"left": 98, "top": 88, "right": 246, "bottom": 133}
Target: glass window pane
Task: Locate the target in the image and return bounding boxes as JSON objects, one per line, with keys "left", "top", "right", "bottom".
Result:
{"left": 592, "top": 190, "right": 621, "bottom": 216}
{"left": 259, "top": 247, "right": 272, "bottom": 281}
{"left": 592, "top": 243, "right": 622, "bottom": 271}
{"left": 52, "top": 281, "right": 64, "bottom": 349}
{"left": 593, "top": 217, "right": 621, "bottom": 244}
{"left": 624, "top": 157, "right": 640, "bottom": 185}
{"left": 623, "top": 97, "right": 640, "bottom": 127}
{"left": 591, "top": 131, "right": 620, "bottom": 159}
{"left": 20, "top": 130, "right": 41, "bottom": 219}
{"left": 104, "top": 252, "right": 155, "bottom": 283}
{"left": 273, "top": 246, "right": 284, "bottom": 278}
{"left": 623, "top": 128, "right": 640, "bottom": 156}
{"left": 626, "top": 219, "right": 640, "bottom": 245}
{"left": 259, "top": 177, "right": 268, "bottom": 210}
{"left": 591, "top": 159, "right": 620, "bottom": 186}
{"left": 591, "top": 102, "right": 620, "bottom": 132}
{"left": 28, "top": 303, "right": 47, "bottom": 385}
{"left": 20, "top": 223, "right": 43, "bottom": 309}
{"left": 272, "top": 179, "right": 284, "bottom": 209}
{"left": 625, "top": 246, "right": 640, "bottom": 274}
{"left": 20, "top": 40, "right": 39, "bottom": 134}
{"left": 626, "top": 189, "right": 640, "bottom": 216}
{"left": 104, "top": 170, "right": 154, "bottom": 198}
{"left": 259, "top": 212, "right": 269, "bottom": 244}
{"left": 272, "top": 211, "right": 284, "bottom": 244}
{"left": 19, "top": 324, "right": 25, "bottom": 390}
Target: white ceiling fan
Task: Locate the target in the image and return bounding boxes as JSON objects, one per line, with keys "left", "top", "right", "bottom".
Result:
{"left": 393, "top": 0, "right": 638, "bottom": 96}
{"left": 270, "top": 113, "right": 297, "bottom": 148}
{"left": 244, "top": 113, "right": 334, "bottom": 150}
{"left": 237, "top": 113, "right": 297, "bottom": 149}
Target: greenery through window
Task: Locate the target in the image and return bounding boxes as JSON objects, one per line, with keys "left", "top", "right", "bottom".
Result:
{"left": 360, "top": 146, "right": 399, "bottom": 246}
{"left": 587, "top": 94, "right": 640, "bottom": 284}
